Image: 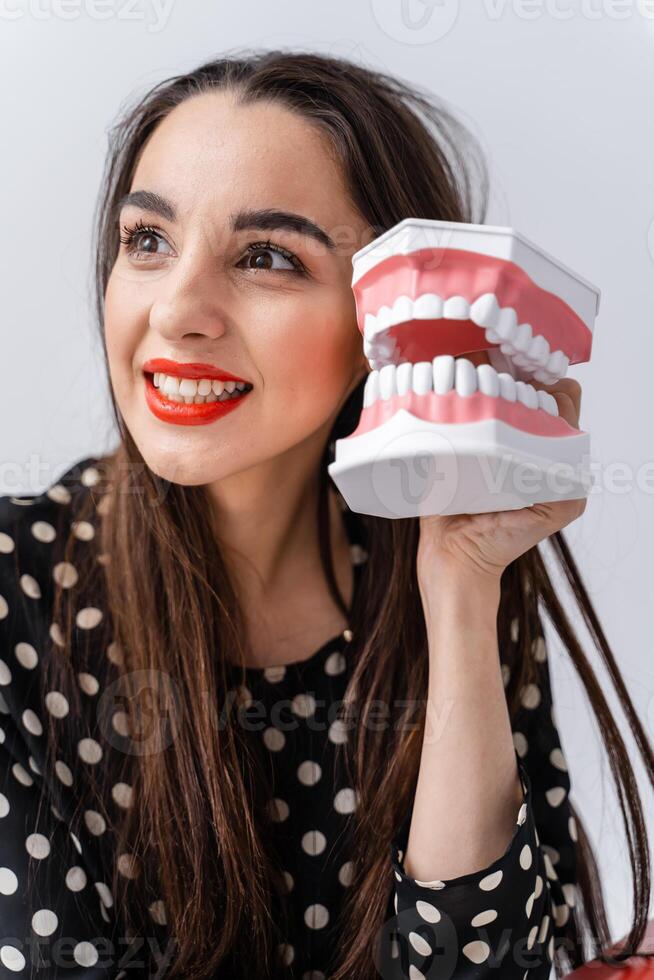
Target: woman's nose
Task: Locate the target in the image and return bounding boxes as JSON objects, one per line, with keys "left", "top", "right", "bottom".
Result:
{"left": 148, "top": 257, "right": 230, "bottom": 343}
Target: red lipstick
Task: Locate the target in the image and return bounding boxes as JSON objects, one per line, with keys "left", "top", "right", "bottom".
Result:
{"left": 142, "top": 358, "right": 252, "bottom": 427}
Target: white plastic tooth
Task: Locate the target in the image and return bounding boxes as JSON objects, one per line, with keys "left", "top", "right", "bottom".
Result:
{"left": 525, "top": 333, "right": 550, "bottom": 366}
{"left": 212, "top": 380, "right": 226, "bottom": 396}
{"left": 537, "top": 389, "right": 559, "bottom": 417}
{"left": 498, "top": 372, "right": 517, "bottom": 402}
{"left": 515, "top": 380, "right": 539, "bottom": 410}
{"left": 443, "top": 296, "right": 470, "bottom": 320}
{"left": 505, "top": 322, "right": 532, "bottom": 358}
{"left": 179, "top": 378, "right": 198, "bottom": 397}
{"left": 363, "top": 370, "right": 380, "bottom": 407}
{"left": 391, "top": 295, "right": 414, "bottom": 326}
{"left": 545, "top": 350, "right": 569, "bottom": 378}
{"left": 375, "top": 305, "right": 394, "bottom": 332}
{"left": 412, "top": 361, "right": 433, "bottom": 395}
{"left": 396, "top": 361, "right": 413, "bottom": 396}
{"left": 363, "top": 312, "right": 379, "bottom": 340}
{"left": 470, "top": 293, "right": 501, "bottom": 330}
{"left": 531, "top": 367, "right": 558, "bottom": 384}
{"left": 488, "top": 307, "right": 518, "bottom": 345}
{"left": 476, "top": 363, "right": 500, "bottom": 398}
{"left": 432, "top": 355, "right": 455, "bottom": 394}
{"left": 163, "top": 376, "right": 180, "bottom": 397}
{"left": 379, "top": 364, "right": 397, "bottom": 400}
{"left": 364, "top": 335, "right": 396, "bottom": 361}
{"left": 413, "top": 293, "right": 443, "bottom": 319}
{"left": 455, "top": 358, "right": 477, "bottom": 397}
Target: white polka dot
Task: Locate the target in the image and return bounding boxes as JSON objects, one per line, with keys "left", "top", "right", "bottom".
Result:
{"left": 534, "top": 874, "right": 543, "bottom": 899}
{"left": 519, "top": 844, "right": 533, "bottom": 870}
{"left": 22, "top": 709, "right": 42, "bottom": 736}
{"left": 50, "top": 622, "right": 65, "bottom": 647}
{"left": 70, "top": 832, "right": 82, "bottom": 854}
{"left": 510, "top": 617, "right": 519, "bottom": 642}
{"left": 149, "top": 899, "right": 167, "bottom": 925}
{"left": 112, "top": 711, "right": 130, "bottom": 737}
{"left": 0, "top": 596, "right": 8, "bottom": 620}
{"left": 414, "top": 877, "right": 445, "bottom": 890}
{"left": 526, "top": 892, "right": 535, "bottom": 918}
{"left": 0, "top": 868, "right": 18, "bottom": 894}
{"left": 479, "top": 869, "right": 503, "bottom": 891}
{"left": 463, "top": 940, "right": 491, "bottom": 963}
{"left": 26, "top": 833, "right": 50, "bottom": 859}
{"left": 106, "top": 641, "right": 123, "bottom": 665}
{"left": 74, "top": 941, "right": 99, "bottom": 966}
{"left": 297, "top": 760, "right": 322, "bottom": 786}
{"left": 350, "top": 544, "right": 368, "bottom": 565}
{"left": 84, "top": 810, "right": 106, "bottom": 835}
{"left": 53, "top": 561, "right": 79, "bottom": 589}
{"left": 471, "top": 908, "right": 497, "bottom": 927}
{"left": 324, "top": 651, "right": 346, "bottom": 675}
{"left": 533, "top": 635, "right": 548, "bottom": 662}
{"left": 0, "top": 945, "right": 26, "bottom": 971}
{"left": 263, "top": 665, "right": 286, "bottom": 683}
{"left": 278, "top": 942, "right": 294, "bottom": 965}
{"left": 0, "top": 533, "right": 15, "bottom": 554}
{"left": 520, "top": 683, "right": 541, "bottom": 710}
{"left": 12, "top": 763, "right": 33, "bottom": 786}
{"left": 112, "top": 782, "right": 133, "bottom": 808}
{"left": 538, "top": 913, "right": 550, "bottom": 944}
{"left": 292, "top": 693, "right": 316, "bottom": 718}
{"left": 262, "top": 727, "right": 285, "bottom": 751}
{"left": 409, "top": 931, "right": 432, "bottom": 956}
{"left": 548, "top": 934, "right": 554, "bottom": 962}
{"left": 81, "top": 466, "right": 101, "bottom": 486}
{"left": 416, "top": 900, "right": 441, "bottom": 923}
{"left": 78, "top": 672, "right": 100, "bottom": 695}
{"left": 267, "top": 798, "right": 289, "bottom": 822}
{"left": 517, "top": 802, "right": 528, "bottom": 826}
{"left": 20, "top": 574, "right": 41, "bottom": 599}
{"left": 76, "top": 607, "right": 103, "bottom": 629}
{"left": 32, "top": 908, "right": 58, "bottom": 935}
{"left": 513, "top": 731, "right": 528, "bottom": 757}
{"left": 78, "top": 738, "right": 103, "bottom": 764}
{"left": 65, "top": 866, "right": 87, "bottom": 891}
{"left": 28, "top": 756, "right": 41, "bottom": 777}
{"left": 0, "top": 793, "right": 9, "bottom": 818}
{"left": 328, "top": 719, "right": 348, "bottom": 744}
{"left": 546, "top": 786, "right": 567, "bottom": 808}
{"left": 283, "top": 871, "right": 294, "bottom": 892}
{"left": 0, "top": 660, "right": 11, "bottom": 685}
{"left": 409, "top": 967, "right": 425, "bottom": 980}
{"left": 15, "top": 643, "right": 38, "bottom": 669}
{"left": 47, "top": 484, "right": 71, "bottom": 504}
{"left": 31, "top": 520, "right": 57, "bottom": 543}
{"left": 527, "top": 924, "right": 538, "bottom": 950}
{"left": 301, "top": 830, "right": 326, "bottom": 856}
{"left": 117, "top": 853, "right": 140, "bottom": 879}
{"left": 501, "top": 663, "right": 511, "bottom": 687}
{"left": 562, "top": 883, "right": 577, "bottom": 908}
{"left": 568, "top": 815, "right": 578, "bottom": 842}
{"left": 333, "top": 787, "right": 357, "bottom": 814}
{"left": 95, "top": 881, "right": 113, "bottom": 907}
{"left": 45, "top": 691, "right": 69, "bottom": 718}
{"left": 553, "top": 902, "right": 569, "bottom": 927}
{"left": 304, "top": 903, "right": 329, "bottom": 929}
{"left": 338, "top": 861, "right": 353, "bottom": 886}
{"left": 72, "top": 520, "right": 95, "bottom": 541}
{"left": 55, "top": 760, "right": 73, "bottom": 786}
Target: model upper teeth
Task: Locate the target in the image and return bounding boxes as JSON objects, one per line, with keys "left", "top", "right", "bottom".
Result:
{"left": 152, "top": 373, "right": 250, "bottom": 404}
{"left": 363, "top": 357, "right": 560, "bottom": 418}
{"left": 362, "top": 292, "right": 570, "bottom": 385}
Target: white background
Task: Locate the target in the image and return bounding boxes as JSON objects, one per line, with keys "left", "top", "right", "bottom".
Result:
{"left": 1, "top": 0, "right": 653, "bottom": 958}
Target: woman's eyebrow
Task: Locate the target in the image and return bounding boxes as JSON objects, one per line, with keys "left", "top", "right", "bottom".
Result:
{"left": 117, "top": 191, "right": 336, "bottom": 250}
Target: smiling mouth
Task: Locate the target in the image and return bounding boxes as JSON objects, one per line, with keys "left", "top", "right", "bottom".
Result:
{"left": 145, "top": 371, "right": 253, "bottom": 404}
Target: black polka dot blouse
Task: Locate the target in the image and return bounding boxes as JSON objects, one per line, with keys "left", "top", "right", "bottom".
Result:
{"left": 0, "top": 456, "right": 579, "bottom": 978}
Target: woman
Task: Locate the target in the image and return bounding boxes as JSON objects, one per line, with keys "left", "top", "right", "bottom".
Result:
{"left": 0, "top": 50, "right": 651, "bottom": 980}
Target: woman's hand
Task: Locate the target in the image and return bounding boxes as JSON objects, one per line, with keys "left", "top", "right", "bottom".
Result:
{"left": 417, "top": 376, "right": 587, "bottom": 592}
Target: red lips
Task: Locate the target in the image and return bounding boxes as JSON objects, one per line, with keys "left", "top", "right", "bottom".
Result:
{"left": 142, "top": 358, "right": 250, "bottom": 382}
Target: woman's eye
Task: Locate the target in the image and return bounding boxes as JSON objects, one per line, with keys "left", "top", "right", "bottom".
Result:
{"left": 239, "top": 244, "right": 302, "bottom": 273}
{"left": 119, "top": 224, "right": 173, "bottom": 258}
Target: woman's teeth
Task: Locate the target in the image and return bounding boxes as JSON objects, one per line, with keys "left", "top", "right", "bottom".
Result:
{"left": 364, "top": 357, "right": 560, "bottom": 417}
{"left": 152, "top": 373, "right": 251, "bottom": 404}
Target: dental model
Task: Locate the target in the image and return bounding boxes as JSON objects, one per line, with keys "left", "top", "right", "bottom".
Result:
{"left": 328, "top": 219, "right": 600, "bottom": 518}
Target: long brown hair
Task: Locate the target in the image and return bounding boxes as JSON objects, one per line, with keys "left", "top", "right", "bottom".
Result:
{"left": 38, "top": 50, "right": 652, "bottom": 979}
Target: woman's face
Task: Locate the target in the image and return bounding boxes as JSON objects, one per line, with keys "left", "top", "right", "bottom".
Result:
{"left": 104, "top": 91, "right": 371, "bottom": 488}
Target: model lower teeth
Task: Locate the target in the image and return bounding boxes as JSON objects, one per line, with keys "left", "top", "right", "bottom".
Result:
{"left": 151, "top": 373, "right": 252, "bottom": 404}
